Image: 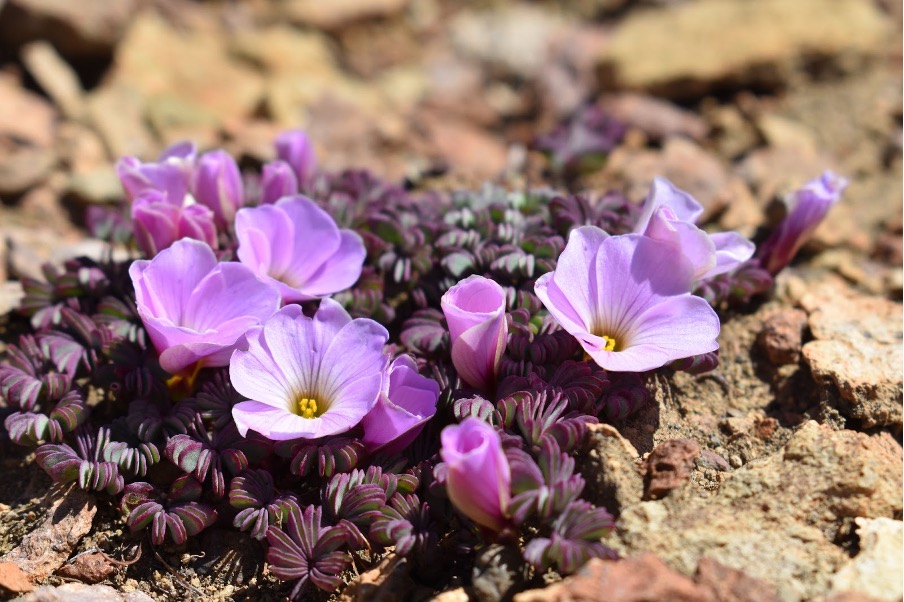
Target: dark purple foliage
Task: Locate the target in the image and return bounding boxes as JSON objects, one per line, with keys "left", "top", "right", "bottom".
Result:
{"left": 35, "top": 426, "right": 124, "bottom": 494}
{"left": 534, "top": 105, "right": 626, "bottom": 178}
{"left": 121, "top": 477, "right": 217, "bottom": 545}
{"left": 229, "top": 469, "right": 299, "bottom": 540}
{"left": 266, "top": 504, "right": 353, "bottom": 597}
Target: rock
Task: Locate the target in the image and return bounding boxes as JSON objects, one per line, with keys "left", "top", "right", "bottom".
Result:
{"left": 514, "top": 555, "right": 710, "bottom": 602}
{"left": 66, "top": 168, "right": 123, "bottom": 205}
{"left": 756, "top": 114, "right": 819, "bottom": 156}
{"left": 0, "top": 562, "right": 33, "bottom": 594}
{"left": 577, "top": 424, "right": 643, "bottom": 517}
{"left": 601, "top": 93, "right": 708, "bottom": 142}
{"left": 280, "top": 0, "right": 409, "bottom": 30}
{"left": 1, "top": 487, "right": 96, "bottom": 581}
{"left": 0, "top": 0, "right": 141, "bottom": 57}
{"left": 20, "top": 41, "right": 85, "bottom": 120}
{"left": 0, "top": 73, "right": 56, "bottom": 148}
{"left": 598, "top": 0, "right": 892, "bottom": 98}
{"left": 472, "top": 545, "right": 528, "bottom": 602}
{"left": 800, "top": 282, "right": 903, "bottom": 428}
{"left": 420, "top": 112, "right": 509, "bottom": 179}
{"left": 643, "top": 439, "right": 701, "bottom": 501}
{"left": 601, "top": 137, "right": 731, "bottom": 218}
{"left": 694, "top": 557, "right": 782, "bottom": 602}
{"left": 109, "top": 11, "right": 264, "bottom": 133}
{"left": 451, "top": 6, "right": 562, "bottom": 79}
{"left": 338, "top": 554, "right": 432, "bottom": 602}
{"left": 0, "top": 282, "right": 23, "bottom": 316}
{"left": 13, "top": 583, "right": 153, "bottom": 602}
{"left": 56, "top": 122, "right": 108, "bottom": 175}
{"left": 829, "top": 518, "right": 903, "bottom": 601}
{"left": 0, "top": 146, "right": 56, "bottom": 197}
{"left": 56, "top": 553, "right": 116, "bottom": 584}
{"left": 229, "top": 25, "right": 337, "bottom": 78}
{"left": 614, "top": 421, "right": 902, "bottom": 601}
{"left": 756, "top": 308, "right": 808, "bottom": 366}
{"left": 86, "top": 83, "right": 154, "bottom": 160}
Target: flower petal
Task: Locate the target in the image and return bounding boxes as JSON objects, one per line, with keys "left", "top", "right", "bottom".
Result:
{"left": 704, "top": 231, "right": 756, "bottom": 278}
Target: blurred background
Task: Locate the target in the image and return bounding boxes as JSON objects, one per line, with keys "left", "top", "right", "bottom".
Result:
{"left": 0, "top": 0, "right": 900, "bottom": 310}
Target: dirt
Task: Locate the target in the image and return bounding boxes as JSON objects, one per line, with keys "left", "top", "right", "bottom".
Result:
{"left": 0, "top": 0, "right": 901, "bottom": 601}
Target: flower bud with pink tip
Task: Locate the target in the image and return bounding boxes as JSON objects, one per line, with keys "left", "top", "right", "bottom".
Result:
{"left": 441, "top": 275, "right": 508, "bottom": 393}
{"left": 440, "top": 417, "right": 511, "bottom": 532}
{"left": 192, "top": 150, "right": 245, "bottom": 228}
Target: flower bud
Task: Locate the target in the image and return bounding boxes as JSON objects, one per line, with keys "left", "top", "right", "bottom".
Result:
{"left": 440, "top": 417, "right": 511, "bottom": 532}
{"left": 758, "top": 170, "right": 848, "bottom": 275}
{"left": 275, "top": 130, "right": 317, "bottom": 185}
{"left": 131, "top": 191, "right": 217, "bottom": 257}
{"left": 361, "top": 355, "right": 439, "bottom": 454}
{"left": 259, "top": 160, "right": 298, "bottom": 205}
{"left": 192, "top": 150, "right": 245, "bottom": 227}
{"left": 441, "top": 275, "right": 508, "bottom": 393}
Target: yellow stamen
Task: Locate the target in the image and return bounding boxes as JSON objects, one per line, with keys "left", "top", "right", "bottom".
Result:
{"left": 166, "top": 361, "right": 204, "bottom": 399}
{"left": 601, "top": 335, "right": 617, "bottom": 352}
{"left": 297, "top": 397, "right": 319, "bottom": 419}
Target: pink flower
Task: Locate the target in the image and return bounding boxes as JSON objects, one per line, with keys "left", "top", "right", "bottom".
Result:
{"left": 131, "top": 190, "right": 217, "bottom": 257}
{"left": 758, "top": 170, "right": 848, "bottom": 275}
{"left": 235, "top": 196, "right": 366, "bottom": 303}
{"left": 360, "top": 355, "right": 439, "bottom": 454}
{"left": 116, "top": 141, "right": 196, "bottom": 204}
{"left": 440, "top": 275, "right": 508, "bottom": 393}
{"left": 635, "top": 177, "right": 754, "bottom": 281}
{"left": 534, "top": 227, "right": 720, "bottom": 372}
{"left": 230, "top": 301, "right": 389, "bottom": 441}
{"left": 440, "top": 417, "right": 511, "bottom": 532}
{"left": 129, "top": 239, "right": 281, "bottom": 375}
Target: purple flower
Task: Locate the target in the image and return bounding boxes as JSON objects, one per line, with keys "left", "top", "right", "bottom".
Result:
{"left": 758, "top": 170, "right": 848, "bottom": 275}
{"left": 259, "top": 160, "right": 298, "bottom": 205}
{"left": 131, "top": 190, "right": 217, "bottom": 257}
{"left": 534, "top": 227, "right": 720, "bottom": 372}
{"left": 235, "top": 196, "right": 366, "bottom": 303}
{"left": 360, "top": 355, "right": 440, "bottom": 454}
{"left": 440, "top": 417, "right": 511, "bottom": 532}
{"left": 440, "top": 275, "right": 508, "bottom": 393}
{"left": 116, "top": 141, "right": 196, "bottom": 203}
{"left": 635, "top": 177, "right": 754, "bottom": 281}
{"left": 192, "top": 150, "right": 245, "bottom": 228}
{"left": 275, "top": 130, "right": 317, "bottom": 185}
{"left": 230, "top": 300, "right": 389, "bottom": 441}
{"left": 129, "top": 238, "right": 281, "bottom": 375}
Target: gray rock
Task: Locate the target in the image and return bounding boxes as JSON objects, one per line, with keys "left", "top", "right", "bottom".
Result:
{"left": 14, "top": 583, "right": 154, "bottom": 602}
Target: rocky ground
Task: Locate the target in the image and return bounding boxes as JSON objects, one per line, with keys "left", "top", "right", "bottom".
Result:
{"left": 0, "top": 0, "right": 900, "bottom": 601}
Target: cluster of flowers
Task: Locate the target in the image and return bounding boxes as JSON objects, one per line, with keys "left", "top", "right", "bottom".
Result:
{"left": 0, "top": 126, "right": 846, "bottom": 598}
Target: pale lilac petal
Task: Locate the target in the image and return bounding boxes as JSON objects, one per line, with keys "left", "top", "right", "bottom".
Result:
{"left": 441, "top": 275, "right": 509, "bottom": 342}
{"left": 534, "top": 272, "right": 589, "bottom": 337}
{"left": 183, "top": 262, "right": 280, "bottom": 331}
{"left": 704, "top": 231, "right": 756, "bottom": 278}
{"left": 634, "top": 176, "right": 704, "bottom": 233}
{"left": 233, "top": 401, "right": 307, "bottom": 439}
{"left": 361, "top": 355, "right": 439, "bottom": 454}
{"left": 440, "top": 418, "right": 510, "bottom": 531}
{"left": 450, "top": 321, "right": 507, "bottom": 393}
{"left": 129, "top": 239, "right": 218, "bottom": 323}
{"left": 531, "top": 226, "right": 608, "bottom": 335}
{"left": 318, "top": 317, "right": 389, "bottom": 401}
{"left": 235, "top": 205, "right": 295, "bottom": 280}
{"left": 294, "top": 230, "right": 366, "bottom": 299}
{"left": 593, "top": 235, "right": 694, "bottom": 339}
{"left": 275, "top": 130, "right": 317, "bottom": 184}
{"left": 587, "top": 295, "right": 719, "bottom": 372}
{"left": 644, "top": 209, "right": 716, "bottom": 281}
{"left": 278, "top": 197, "right": 342, "bottom": 283}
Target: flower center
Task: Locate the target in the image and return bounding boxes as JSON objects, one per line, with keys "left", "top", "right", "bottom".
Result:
{"left": 601, "top": 335, "right": 617, "bottom": 352}
{"left": 296, "top": 397, "right": 320, "bottom": 419}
